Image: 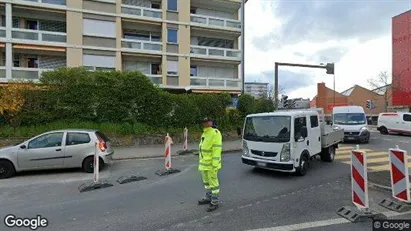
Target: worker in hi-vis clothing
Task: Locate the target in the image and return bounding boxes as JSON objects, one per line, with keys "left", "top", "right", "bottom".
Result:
{"left": 198, "top": 117, "right": 223, "bottom": 212}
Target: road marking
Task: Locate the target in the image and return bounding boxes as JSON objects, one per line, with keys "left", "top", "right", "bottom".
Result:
{"left": 336, "top": 149, "right": 372, "bottom": 155}
{"left": 247, "top": 210, "right": 411, "bottom": 231}
{"left": 337, "top": 146, "right": 355, "bottom": 151}
{"left": 335, "top": 152, "right": 387, "bottom": 160}
{"left": 342, "top": 157, "right": 391, "bottom": 164}
{"left": 399, "top": 140, "right": 409, "bottom": 143}
{"left": 369, "top": 162, "right": 411, "bottom": 172}
{"left": 383, "top": 138, "right": 392, "bottom": 141}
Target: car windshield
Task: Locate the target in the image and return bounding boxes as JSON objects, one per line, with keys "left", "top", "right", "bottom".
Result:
{"left": 243, "top": 116, "right": 291, "bottom": 142}
{"left": 334, "top": 113, "right": 366, "bottom": 125}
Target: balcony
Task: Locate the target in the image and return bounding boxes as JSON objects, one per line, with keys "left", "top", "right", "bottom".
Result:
{"left": 190, "top": 45, "right": 241, "bottom": 60}
{"left": 11, "top": 67, "right": 53, "bottom": 80}
{"left": 190, "top": 14, "right": 241, "bottom": 31}
{"left": 146, "top": 74, "right": 162, "bottom": 85}
{"left": 190, "top": 77, "right": 240, "bottom": 89}
{"left": 12, "top": 28, "right": 66, "bottom": 44}
{"left": 20, "top": 0, "right": 66, "bottom": 6}
{"left": 121, "top": 39, "right": 162, "bottom": 53}
{"left": 121, "top": 4, "right": 162, "bottom": 20}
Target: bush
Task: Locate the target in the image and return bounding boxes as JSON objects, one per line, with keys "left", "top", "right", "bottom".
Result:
{"left": 0, "top": 68, "right": 274, "bottom": 137}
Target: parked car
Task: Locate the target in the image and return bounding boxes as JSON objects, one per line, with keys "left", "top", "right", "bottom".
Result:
{"left": 377, "top": 112, "right": 411, "bottom": 135}
{"left": 0, "top": 129, "right": 114, "bottom": 179}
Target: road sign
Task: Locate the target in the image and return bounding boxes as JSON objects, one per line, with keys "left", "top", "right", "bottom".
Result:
{"left": 388, "top": 147, "right": 410, "bottom": 203}
{"left": 351, "top": 146, "right": 369, "bottom": 209}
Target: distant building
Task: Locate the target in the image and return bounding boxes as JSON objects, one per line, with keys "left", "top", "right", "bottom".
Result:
{"left": 245, "top": 82, "right": 269, "bottom": 98}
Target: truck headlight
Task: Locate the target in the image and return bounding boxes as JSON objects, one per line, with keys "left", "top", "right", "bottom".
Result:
{"left": 242, "top": 141, "right": 249, "bottom": 156}
{"left": 280, "top": 143, "right": 290, "bottom": 162}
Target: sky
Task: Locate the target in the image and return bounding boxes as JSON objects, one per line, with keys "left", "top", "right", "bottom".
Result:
{"left": 244, "top": 0, "right": 410, "bottom": 99}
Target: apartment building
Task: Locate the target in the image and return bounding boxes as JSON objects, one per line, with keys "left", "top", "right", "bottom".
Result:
{"left": 244, "top": 82, "right": 268, "bottom": 98}
{"left": 0, "top": 0, "right": 242, "bottom": 95}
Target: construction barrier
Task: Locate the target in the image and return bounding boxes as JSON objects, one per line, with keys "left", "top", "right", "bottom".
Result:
{"left": 337, "top": 145, "right": 384, "bottom": 222}
{"left": 155, "top": 133, "right": 180, "bottom": 176}
{"left": 183, "top": 127, "right": 188, "bottom": 150}
{"left": 176, "top": 127, "right": 197, "bottom": 155}
{"left": 388, "top": 146, "right": 410, "bottom": 203}
{"left": 351, "top": 145, "right": 369, "bottom": 209}
{"left": 93, "top": 141, "right": 100, "bottom": 183}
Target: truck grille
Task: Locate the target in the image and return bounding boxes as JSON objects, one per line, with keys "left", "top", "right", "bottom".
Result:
{"left": 344, "top": 132, "right": 360, "bottom": 136}
{"left": 251, "top": 150, "right": 278, "bottom": 157}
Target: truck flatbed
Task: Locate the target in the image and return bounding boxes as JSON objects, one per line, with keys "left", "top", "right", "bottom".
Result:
{"left": 322, "top": 125, "right": 344, "bottom": 147}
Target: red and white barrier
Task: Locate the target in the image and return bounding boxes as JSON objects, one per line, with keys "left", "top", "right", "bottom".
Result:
{"left": 164, "top": 133, "right": 173, "bottom": 170}
{"left": 388, "top": 146, "right": 410, "bottom": 203}
{"left": 183, "top": 127, "right": 188, "bottom": 151}
{"left": 351, "top": 145, "right": 369, "bottom": 209}
{"left": 93, "top": 142, "right": 100, "bottom": 183}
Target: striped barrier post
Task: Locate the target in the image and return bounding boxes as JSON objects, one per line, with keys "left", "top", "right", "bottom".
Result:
{"left": 155, "top": 133, "right": 180, "bottom": 176}
{"left": 351, "top": 145, "right": 369, "bottom": 210}
{"left": 183, "top": 127, "right": 188, "bottom": 151}
{"left": 93, "top": 141, "right": 100, "bottom": 183}
{"left": 388, "top": 146, "right": 410, "bottom": 203}
{"left": 164, "top": 133, "right": 173, "bottom": 170}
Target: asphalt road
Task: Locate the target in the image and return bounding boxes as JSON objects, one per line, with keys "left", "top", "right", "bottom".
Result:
{"left": 1, "top": 132, "right": 410, "bottom": 231}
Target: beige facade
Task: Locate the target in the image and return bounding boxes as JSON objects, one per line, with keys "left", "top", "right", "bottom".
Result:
{"left": 0, "top": 0, "right": 242, "bottom": 93}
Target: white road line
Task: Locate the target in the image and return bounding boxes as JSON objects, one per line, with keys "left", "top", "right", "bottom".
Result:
{"left": 247, "top": 210, "right": 411, "bottom": 231}
{"left": 399, "top": 140, "right": 408, "bottom": 143}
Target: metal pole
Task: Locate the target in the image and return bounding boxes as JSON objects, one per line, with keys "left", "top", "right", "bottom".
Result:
{"left": 240, "top": 0, "right": 245, "bottom": 94}
{"left": 274, "top": 62, "right": 279, "bottom": 108}
{"left": 333, "top": 73, "right": 336, "bottom": 107}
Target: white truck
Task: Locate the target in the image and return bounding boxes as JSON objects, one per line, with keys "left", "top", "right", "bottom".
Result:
{"left": 239, "top": 108, "right": 344, "bottom": 176}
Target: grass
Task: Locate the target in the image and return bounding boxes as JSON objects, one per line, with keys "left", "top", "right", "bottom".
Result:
{"left": 0, "top": 121, "right": 208, "bottom": 138}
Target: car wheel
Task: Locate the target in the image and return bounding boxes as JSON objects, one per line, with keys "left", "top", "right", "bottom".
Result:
{"left": 82, "top": 156, "right": 104, "bottom": 173}
{"left": 321, "top": 146, "right": 335, "bottom": 162}
{"left": 296, "top": 154, "right": 309, "bottom": 176}
{"left": 0, "top": 160, "right": 16, "bottom": 179}
{"left": 380, "top": 127, "right": 388, "bottom": 135}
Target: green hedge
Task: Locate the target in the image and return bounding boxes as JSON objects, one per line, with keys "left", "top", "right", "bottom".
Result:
{"left": 0, "top": 68, "right": 275, "bottom": 137}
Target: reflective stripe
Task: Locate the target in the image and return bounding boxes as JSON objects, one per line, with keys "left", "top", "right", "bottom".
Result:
{"left": 201, "top": 149, "right": 212, "bottom": 153}
{"left": 210, "top": 186, "right": 220, "bottom": 191}
{"left": 212, "top": 157, "right": 220, "bottom": 160}
{"left": 200, "top": 163, "right": 212, "bottom": 167}
{"left": 212, "top": 144, "right": 222, "bottom": 148}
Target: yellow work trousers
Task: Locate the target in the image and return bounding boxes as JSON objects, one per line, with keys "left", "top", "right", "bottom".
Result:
{"left": 200, "top": 169, "right": 220, "bottom": 195}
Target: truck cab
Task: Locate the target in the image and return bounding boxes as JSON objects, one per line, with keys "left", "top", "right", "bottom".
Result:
{"left": 332, "top": 106, "right": 370, "bottom": 143}
{"left": 241, "top": 109, "right": 342, "bottom": 176}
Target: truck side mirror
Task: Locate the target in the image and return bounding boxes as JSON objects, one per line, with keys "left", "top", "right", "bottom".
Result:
{"left": 236, "top": 127, "right": 242, "bottom": 137}
{"left": 300, "top": 126, "right": 308, "bottom": 138}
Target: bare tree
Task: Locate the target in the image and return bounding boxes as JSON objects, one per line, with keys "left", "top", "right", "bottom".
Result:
{"left": 267, "top": 84, "right": 285, "bottom": 108}
{"left": 367, "top": 71, "right": 391, "bottom": 112}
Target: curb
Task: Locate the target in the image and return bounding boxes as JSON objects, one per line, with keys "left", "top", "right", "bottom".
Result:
{"left": 369, "top": 181, "right": 392, "bottom": 192}
{"left": 112, "top": 148, "right": 242, "bottom": 161}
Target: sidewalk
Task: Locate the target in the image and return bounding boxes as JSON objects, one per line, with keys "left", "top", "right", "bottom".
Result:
{"left": 113, "top": 139, "right": 242, "bottom": 160}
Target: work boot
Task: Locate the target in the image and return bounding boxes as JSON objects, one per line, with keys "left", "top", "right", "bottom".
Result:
{"left": 198, "top": 198, "right": 211, "bottom": 205}
{"left": 206, "top": 204, "right": 219, "bottom": 212}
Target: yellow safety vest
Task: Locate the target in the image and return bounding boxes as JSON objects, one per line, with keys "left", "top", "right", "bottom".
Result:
{"left": 199, "top": 127, "right": 223, "bottom": 171}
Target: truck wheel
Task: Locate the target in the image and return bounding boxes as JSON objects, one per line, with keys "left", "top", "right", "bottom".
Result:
{"left": 0, "top": 160, "right": 16, "bottom": 179}
{"left": 379, "top": 127, "right": 388, "bottom": 135}
{"left": 321, "top": 146, "right": 335, "bottom": 162}
{"left": 296, "top": 154, "right": 309, "bottom": 176}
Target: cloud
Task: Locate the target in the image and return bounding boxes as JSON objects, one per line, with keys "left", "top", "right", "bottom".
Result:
{"left": 308, "top": 46, "right": 349, "bottom": 63}
{"left": 251, "top": 0, "right": 408, "bottom": 50}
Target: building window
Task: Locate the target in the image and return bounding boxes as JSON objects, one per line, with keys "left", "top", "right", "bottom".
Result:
{"left": 13, "top": 54, "right": 20, "bottom": 67}
{"left": 12, "top": 17, "right": 19, "bottom": 28}
{"left": 27, "top": 57, "right": 39, "bottom": 68}
{"left": 152, "top": 2, "right": 161, "bottom": 9}
{"left": 190, "top": 7, "right": 196, "bottom": 14}
{"left": 167, "top": 0, "right": 178, "bottom": 11}
{"left": 167, "top": 28, "right": 178, "bottom": 43}
{"left": 151, "top": 63, "right": 161, "bottom": 74}
{"left": 167, "top": 60, "right": 178, "bottom": 75}
{"left": 83, "top": 54, "right": 116, "bottom": 70}
{"left": 190, "top": 65, "right": 197, "bottom": 76}
{"left": 26, "top": 20, "right": 38, "bottom": 30}
{"left": 83, "top": 19, "right": 116, "bottom": 38}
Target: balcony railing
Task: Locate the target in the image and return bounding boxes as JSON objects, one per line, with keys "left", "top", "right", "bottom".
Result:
{"left": 121, "top": 4, "right": 162, "bottom": 19}
{"left": 121, "top": 39, "right": 162, "bottom": 52}
{"left": 22, "top": 0, "right": 66, "bottom": 6}
{"left": 146, "top": 74, "right": 162, "bottom": 85}
{"left": 190, "top": 77, "right": 240, "bottom": 88}
{"left": 11, "top": 68, "right": 54, "bottom": 80}
{"left": 190, "top": 45, "right": 241, "bottom": 59}
{"left": 190, "top": 14, "right": 241, "bottom": 30}
{"left": 12, "top": 28, "right": 66, "bottom": 43}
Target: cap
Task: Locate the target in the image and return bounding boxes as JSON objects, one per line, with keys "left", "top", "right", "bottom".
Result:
{"left": 201, "top": 117, "right": 213, "bottom": 123}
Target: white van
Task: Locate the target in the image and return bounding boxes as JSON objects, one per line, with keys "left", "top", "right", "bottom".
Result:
{"left": 377, "top": 112, "right": 411, "bottom": 135}
{"left": 332, "top": 106, "right": 370, "bottom": 143}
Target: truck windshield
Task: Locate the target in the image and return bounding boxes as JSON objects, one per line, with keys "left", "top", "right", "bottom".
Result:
{"left": 244, "top": 116, "right": 291, "bottom": 142}
{"left": 334, "top": 113, "right": 366, "bottom": 125}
